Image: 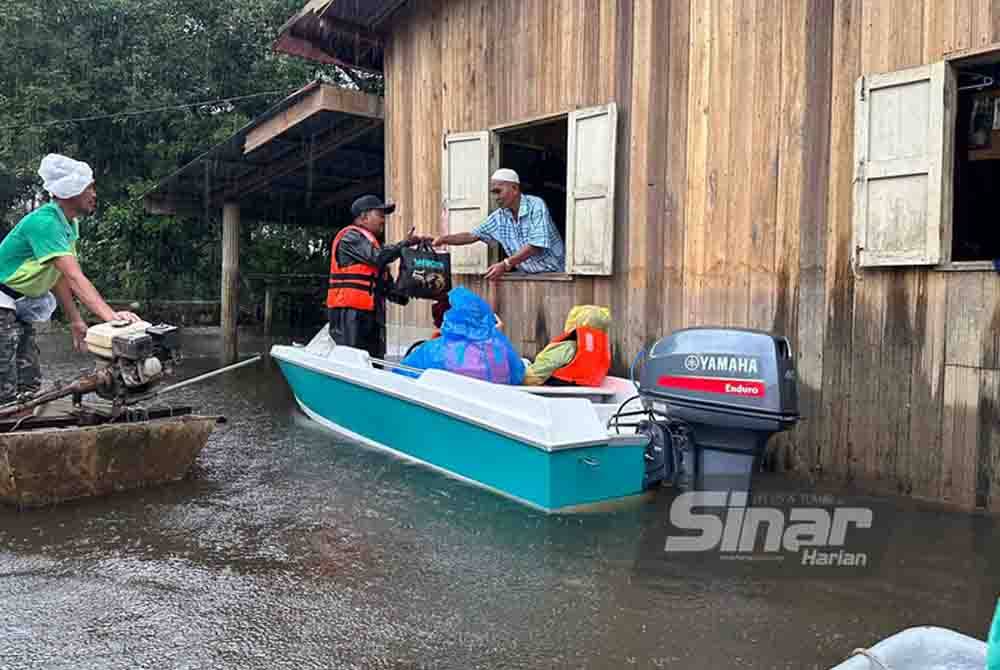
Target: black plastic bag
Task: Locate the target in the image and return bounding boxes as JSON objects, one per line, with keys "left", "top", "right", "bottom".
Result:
{"left": 397, "top": 242, "right": 452, "bottom": 300}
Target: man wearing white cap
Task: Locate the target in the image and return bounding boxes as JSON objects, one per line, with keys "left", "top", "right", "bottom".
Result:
{"left": 433, "top": 168, "right": 565, "bottom": 279}
{"left": 0, "top": 154, "right": 141, "bottom": 403}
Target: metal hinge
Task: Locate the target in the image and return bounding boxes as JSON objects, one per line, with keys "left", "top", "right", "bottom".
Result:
{"left": 859, "top": 76, "right": 865, "bottom": 101}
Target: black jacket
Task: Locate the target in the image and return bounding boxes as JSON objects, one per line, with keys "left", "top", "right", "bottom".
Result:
{"left": 328, "top": 228, "right": 411, "bottom": 358}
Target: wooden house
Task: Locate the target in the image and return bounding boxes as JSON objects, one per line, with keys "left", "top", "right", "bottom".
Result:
{"left": 275, "top": 0, "right": 1000, "bottom": 513}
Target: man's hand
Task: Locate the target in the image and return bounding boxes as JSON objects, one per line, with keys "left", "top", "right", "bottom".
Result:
{"left": 403, "top": 226, "right": 434, "bottom": 246}
{"left": 405, "top": 234, "right": 434, "bottom": 247}
{"left": 70, "top": 319, "right": 88, "bottom": 352}
{"left": 432, "top": 232, "right": 478, "bottom": 248}
{"left": 112, "top": 310, "right": 142, "bottom": 323}
{"left": 485, "top": 261, "right": 508, "bottom": 281}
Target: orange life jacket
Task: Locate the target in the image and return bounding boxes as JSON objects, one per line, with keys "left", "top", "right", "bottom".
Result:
{"left": 326, "top": 225, "right": 380, "bottom": 311}
{"left": 549, "top": 326, "right": 611, "bottom": 387}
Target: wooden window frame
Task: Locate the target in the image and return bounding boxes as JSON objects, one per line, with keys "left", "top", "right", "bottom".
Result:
{"left": 853, "top": 43, "right": 1000, "bottom": 273}
{"left": 935, "top": 44, "right": 1000, "bottom": 271}
{"left": 487, "top": 112, "right": 571, "bottom": 275}
{"left": 483, "top": 102, "right": 618, "bottom": 278}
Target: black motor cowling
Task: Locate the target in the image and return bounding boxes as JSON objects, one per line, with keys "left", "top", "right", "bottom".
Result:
{"left": 637, "top": 327, "right": 800, "bottom": 494}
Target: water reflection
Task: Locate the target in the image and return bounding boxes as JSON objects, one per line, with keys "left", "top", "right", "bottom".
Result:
{"left": 0, "top": 327, "right": 998, "bottom": 669}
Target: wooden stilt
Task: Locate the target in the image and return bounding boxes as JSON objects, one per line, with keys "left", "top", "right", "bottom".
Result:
{"left": 221, "top": 202, "right": 240, "bottom": 364}
{"left": 264, "top": 285, "right": 275, "bottom": 335}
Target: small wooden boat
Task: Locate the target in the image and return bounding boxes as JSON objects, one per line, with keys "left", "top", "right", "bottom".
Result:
{"left": 0, "top": 405, "right": 222, "bottom": 507}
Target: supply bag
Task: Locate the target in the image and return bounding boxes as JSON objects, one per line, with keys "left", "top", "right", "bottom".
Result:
{"left": 397, "top": 242, "right": 452, "bottom": 300}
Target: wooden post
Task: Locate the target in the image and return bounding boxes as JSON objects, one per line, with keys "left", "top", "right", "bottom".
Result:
{"left": 221, "top": 202, "right": 240, "bottom": 364}
{"left": 264, "top": 285, "right": 275, "bottom": 335}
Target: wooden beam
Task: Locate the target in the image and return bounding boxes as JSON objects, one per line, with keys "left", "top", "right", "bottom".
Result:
{"left": 944, "top": 41, "right": 1000, "bottom": 64}
{"left": 272, "top": 33, "right": 384, "bottom": 76}
{"left": 369, "top": 0, "right": 408, "bottom": 28}
{"left": 221, "top": 203, "right": 240, "bottom": 365}
{"left": 264, "top": 286, "right": 275, "bottom": 335}
{"left": 306, "top": 16, "right": 385, "bottom": 45}
{"left": 244, "top": 84, "right": 384, "bottom": 154}
{"left": 217, "top": 118, "right": 380, "bottom": 204}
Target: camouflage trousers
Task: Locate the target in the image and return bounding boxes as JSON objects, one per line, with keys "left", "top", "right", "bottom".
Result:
{"left": 0, "top": 308, "right": 41, "bottom": 404}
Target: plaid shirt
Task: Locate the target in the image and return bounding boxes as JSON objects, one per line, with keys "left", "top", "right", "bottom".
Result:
{"left": 472, "top": 195, "right": 565, "bottom": 273}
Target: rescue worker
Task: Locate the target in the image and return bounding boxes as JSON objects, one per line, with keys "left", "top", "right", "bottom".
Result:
{"left": 326, "top": 195, "right": 431, "bottom": 359}
{"left": 0, "top": 154, "right": 142, "bottom": 404}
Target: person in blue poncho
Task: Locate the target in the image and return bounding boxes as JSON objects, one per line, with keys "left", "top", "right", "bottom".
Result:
{"left": 397, "top": 287, "right": 525, "bottom": 385}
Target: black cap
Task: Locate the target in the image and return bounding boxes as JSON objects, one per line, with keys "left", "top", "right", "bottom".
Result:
{"left": 351, "top": 195, "right": 396, "bottom": 218}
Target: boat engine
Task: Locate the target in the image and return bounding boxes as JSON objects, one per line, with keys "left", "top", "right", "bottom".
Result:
{"left": 84, "top": 320, "right": 181, "bottom": 402}
{"left": 634, "top": 327, "right": 800, "bottom": 495}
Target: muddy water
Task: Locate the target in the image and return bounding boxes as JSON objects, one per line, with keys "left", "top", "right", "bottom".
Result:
{"left": 1, "top": 328, "right": 999, "bottom": 669}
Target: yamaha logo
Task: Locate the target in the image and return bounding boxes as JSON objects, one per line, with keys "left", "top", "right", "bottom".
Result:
{"left": 681, "top": 354, "right": 760, "bottom": 375}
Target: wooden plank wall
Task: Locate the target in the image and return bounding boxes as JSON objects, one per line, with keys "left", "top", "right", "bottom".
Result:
{"left": 383, "top": 0, "right": 636, "bottom": 367}
{"left": 380, "top": 0, "right": 1000, "bottom": 512}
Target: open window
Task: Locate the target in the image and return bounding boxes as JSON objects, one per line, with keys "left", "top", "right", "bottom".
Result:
{"left": 441, "top": 102, "right": 617, "bottom": 276}
{"left": 952, "top": 57, "right": 1000, "bottom": 261}
{"left": 495, "top": 116, "right": 569, "bottom": 250}
{"left": 853, "top": 47, "right": 1000, "bottom": 269}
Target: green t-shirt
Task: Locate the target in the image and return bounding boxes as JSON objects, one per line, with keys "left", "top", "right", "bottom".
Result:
{"left": 0, "top": 202, "right": 78, "bottom": 297}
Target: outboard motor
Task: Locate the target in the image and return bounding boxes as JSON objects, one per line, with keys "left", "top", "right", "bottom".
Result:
{"left": 637, "top": 327, "right": 800, "bottom": 495}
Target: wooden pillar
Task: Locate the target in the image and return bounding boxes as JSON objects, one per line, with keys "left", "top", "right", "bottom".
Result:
{"left": 221, "top": 202, "right": 240, "bottom": 364}
{"left": 264, "top": 285, "right": 275, "bottom": 335}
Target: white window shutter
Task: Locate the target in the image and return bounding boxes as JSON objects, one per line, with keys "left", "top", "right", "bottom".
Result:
{"left": 442, "top": 131, "right": 490, "bottom": 274}
{"left": 853, "top": 61, "right": 954, "bottom": 267}
{"left": 565, "top": 102, "right": 618, "bottom": 275}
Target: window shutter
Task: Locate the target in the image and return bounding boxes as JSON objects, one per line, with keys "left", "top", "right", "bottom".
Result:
{"left": 442, "top": 131, "right": 490, "bottom": 274}
{"left": 853, "top": 61, "right": 955, "bottom": 267}
{"left": 565, "top": 103, "right": 618, "bottom": 275}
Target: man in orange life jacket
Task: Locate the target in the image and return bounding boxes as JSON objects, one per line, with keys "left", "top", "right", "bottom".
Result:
{"left": 326, "top": 195, "right": 430, "bottom": 359}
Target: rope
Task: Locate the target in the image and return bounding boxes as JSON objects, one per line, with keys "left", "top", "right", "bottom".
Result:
{"left": 849, "top": 648, "right": 891, "bottom": 670}
{"left": 0, "top": 89, "right": 297, "bottom": 131}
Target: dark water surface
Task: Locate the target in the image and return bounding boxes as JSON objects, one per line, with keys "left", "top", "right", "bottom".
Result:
{"left": 1, "top": 328, "right": 998, "bottom": 669}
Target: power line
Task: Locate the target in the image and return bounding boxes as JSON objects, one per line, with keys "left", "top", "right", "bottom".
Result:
{"left": 0, "top": 89, "right": 298, "bottom": 132}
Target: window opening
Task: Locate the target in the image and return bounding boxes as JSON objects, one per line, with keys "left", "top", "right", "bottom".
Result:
{"left": 493, "top": 117, "right": 568, "bottom": 260}
{"left": 953, "top": 59, "right": 1000, "bottom": 261}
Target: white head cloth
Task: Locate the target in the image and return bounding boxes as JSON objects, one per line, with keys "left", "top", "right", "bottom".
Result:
{"left": 38, "top": 153, "right": 94, "bottom": 199}
{"left": 490, "top": 168, "right": 520, "bottom": 184}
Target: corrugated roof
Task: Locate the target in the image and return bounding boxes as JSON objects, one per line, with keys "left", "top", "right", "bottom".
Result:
{"left": 322, "top": 0, "right": 404, "bottom": 28}
{"left": 142, "top": 82, "right": 385, "bottom": 227}
{"left": 272, "top": 0, "right": 408, "bottom": 73}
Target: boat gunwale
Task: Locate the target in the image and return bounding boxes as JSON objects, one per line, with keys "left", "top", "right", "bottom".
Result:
{"left": 271, "top": 346, "right": 649, "bottom": 453}
{"left": 0, "top": 413, "right": 222, "bottom": 438}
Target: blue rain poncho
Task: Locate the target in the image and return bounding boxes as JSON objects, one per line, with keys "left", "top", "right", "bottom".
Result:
{"left": 396, "top": 287, "right": 525, "bottom": 385}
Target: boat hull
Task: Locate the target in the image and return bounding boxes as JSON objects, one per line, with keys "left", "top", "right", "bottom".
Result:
{"left": 275, "top": 353, "right": 649, "bottom": 514}
{"left": 0, "top": 415, "right": 219, "bottom": 507}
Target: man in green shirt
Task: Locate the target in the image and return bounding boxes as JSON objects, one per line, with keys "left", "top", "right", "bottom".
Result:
{"left": 0, "top": 153, "right": 141, "bottom": 403}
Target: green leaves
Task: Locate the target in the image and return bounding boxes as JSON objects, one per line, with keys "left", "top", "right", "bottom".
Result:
{"left": 1, "top": 0, "right": 375, "bottom": 302}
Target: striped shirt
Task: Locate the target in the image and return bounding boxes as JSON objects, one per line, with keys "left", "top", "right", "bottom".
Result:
{"left": 472, "top": 194, "right": 565, "bottom": 273}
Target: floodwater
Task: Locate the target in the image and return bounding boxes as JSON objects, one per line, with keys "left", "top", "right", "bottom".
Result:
{"left": 1, "top": 327, "right": 999, "bottom": 670}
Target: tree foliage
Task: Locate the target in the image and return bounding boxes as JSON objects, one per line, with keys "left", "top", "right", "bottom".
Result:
{"left": 0, "top": 0, "right": 374, "bottom": 300}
